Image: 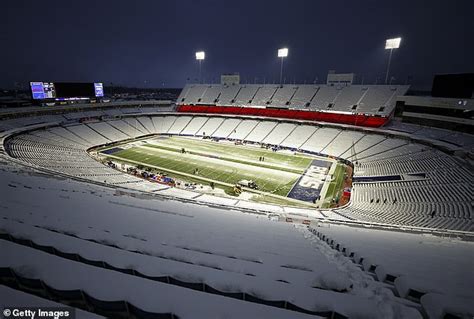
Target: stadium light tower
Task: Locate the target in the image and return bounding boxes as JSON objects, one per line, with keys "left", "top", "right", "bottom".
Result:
{"left": 278, "top": 48, "right": 288, "bottom": 85}
{"left": 195, "top": 51, "right": 205, "bottom": 83}
{"left": 384, "top": 37, "right": 401, "bottom": 84}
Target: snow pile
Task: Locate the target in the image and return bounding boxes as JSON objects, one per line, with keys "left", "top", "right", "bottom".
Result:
{"left": 297, "top": 225, "right": 423, "bottom": 319}
{"left": 313, "top": 270, "right": 352, "bottom": 292}
{"left": 0, "top": 286, "right": 104, "bottom": 319}
{"left": 312, "top": 224, "right": 474, "bottom": 318}
{"left": 421, "top": 293, "right": 474, "bottom": 319}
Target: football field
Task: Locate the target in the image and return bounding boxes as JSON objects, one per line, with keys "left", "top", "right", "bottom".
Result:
{"left": 101, "top": 136, "right": 341, "bottom": 205}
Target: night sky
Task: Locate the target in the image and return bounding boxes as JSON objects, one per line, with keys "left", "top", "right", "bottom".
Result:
{"left": 1, "top": 0, "right": 473, "bottom": 89}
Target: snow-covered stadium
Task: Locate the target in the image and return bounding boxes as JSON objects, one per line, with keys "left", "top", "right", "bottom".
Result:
{"left": 1, "top": 80, "right": 473, "bottom": 319}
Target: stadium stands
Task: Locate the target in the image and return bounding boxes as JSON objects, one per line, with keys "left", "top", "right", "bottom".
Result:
{"left": 211, "top": 118, "right": 242, "bottom": 138}
{"left": 180, "top": 116, "right": 209, "bottom": 135}
{"left": 1, "top": 103, "right": 473, "bottom": 319}
{"left": 270, "top": 85, "right": 298, "bottom": 107}
{"left": 307, "top": 225, "right": 474, "bottom": 319}
{"left": 290, "top": 85, "right": 319, "bottom": 108}
{"left": 251, "top": 85, "right": 279, "bottom": 106}
{"left": 280, "top": 125, "right": 319, "bottom": 149}
{"left": 262, "top": 123, "right": 296, "bottom": 145}
{"left": 167, "top": 116, "right": 192, "bottom": 134}
{"left": 199, "top": 85, "right": 222, "bottom": 105}
{"left": 301, "top": 127, "right": 341, "bottom": 153}
{"left": 177, "top": 84, "right": 410, "bottom": 127}
{"left": 216, "top": 85, "right": 241, "bottom": 105}
{"left": 233, "top": 85, "right": 260, "bottom": 106}
{"left": 227, "top": 119, "right": 259, "bottom": 140}
{"left": 245, "top": 121, "right": 278, "bottom": 142}
{"left": 3, "top": 112, "right": 472, "bottom": 232}
{"left": 195, "top": 117, "right": 225, "bottom": 136}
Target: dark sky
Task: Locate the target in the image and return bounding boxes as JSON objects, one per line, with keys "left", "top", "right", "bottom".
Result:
{"left": 1, "top": 0, "right": 473, "bottom": 89}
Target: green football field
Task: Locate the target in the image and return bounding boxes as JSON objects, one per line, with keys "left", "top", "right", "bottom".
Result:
{"left": 322, "top": 163, "right": 346, "bottom": 208}
{"left": 100, "top": 136, "right": 345, "bottom": 206}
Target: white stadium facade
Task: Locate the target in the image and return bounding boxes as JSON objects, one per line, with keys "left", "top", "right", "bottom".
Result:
{"left": 0, "top": 83, "right": 473, "bottom": 319}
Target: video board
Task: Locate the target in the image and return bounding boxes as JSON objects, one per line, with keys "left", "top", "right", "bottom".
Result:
{"left": 30, "top": 82, "right": 104, "bottom": 100}
{"left": 30, "top": 82, "right": 56, "bottom": 100}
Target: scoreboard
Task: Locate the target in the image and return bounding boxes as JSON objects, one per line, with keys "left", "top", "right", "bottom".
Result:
{"left": 94, "top": 83, "right": 104, "bottom": 97}
{"left": 30, "top": 82, "right": 56, "bottom": 100}
{"left": 30, "top": 82, "right": 105, "bottom": 100}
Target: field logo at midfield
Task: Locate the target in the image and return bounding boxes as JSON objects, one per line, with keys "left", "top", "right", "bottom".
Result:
{"left": 287, "top": 159, "right": 331, "bottom": 203}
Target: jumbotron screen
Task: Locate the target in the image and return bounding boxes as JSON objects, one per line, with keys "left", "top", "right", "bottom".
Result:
{"left": 30, "top": 82, "right": 104, "bottom": 100}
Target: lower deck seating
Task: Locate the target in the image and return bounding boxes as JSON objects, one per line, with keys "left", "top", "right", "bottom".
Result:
{"left": 4, "top": 114, "right": 473, "bottom": 231}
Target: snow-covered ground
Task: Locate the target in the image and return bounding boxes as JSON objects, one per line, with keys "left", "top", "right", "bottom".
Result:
{"left": 0, "top": 160, "right": 425, "bottom": 318}
{"left": 309, "top": 223, "right": 474, "bottom": 318}
{"left": 1, "top": 111, "right": 472, "bottom": 318}
{"left": 0, "top": 285, "right": 104, "bottom": 319}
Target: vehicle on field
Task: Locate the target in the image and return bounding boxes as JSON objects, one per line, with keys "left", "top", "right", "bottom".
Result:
{"left": 237, "top": 179, "right": 258, "bottom": 189}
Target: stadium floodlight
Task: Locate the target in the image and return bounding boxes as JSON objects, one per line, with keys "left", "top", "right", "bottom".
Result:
{"left": 277, "top": 48, "right": 288, "bottom": 58}
{"left": 195, "top": 51, "right": 205, "bottom": 60}
{"left": 278, "top": 48, "right": 288, "bottom": 85}
{"left": 195, "top": 51, "right": 205, "bottom": 83}
{"left": 385, "top": 37, "right": 401, "bottom": 49}
{"left": 384, "top": 37, "right": 401, "bottom": 84}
